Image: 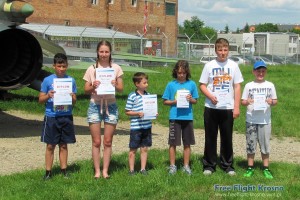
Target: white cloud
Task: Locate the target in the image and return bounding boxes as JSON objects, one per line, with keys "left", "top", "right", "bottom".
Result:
{"left": 178, "top": 0, "right": 300, "bottom": 30}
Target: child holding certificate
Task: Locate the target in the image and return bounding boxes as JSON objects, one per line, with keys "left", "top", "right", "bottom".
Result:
{"left": 83, "top": 40, "right": 124, "bottom": 179}
{"left": 199, "top": 38, "right": 243, "bottom": 176}
{"left": 125, "top": 72, "right": 157, "bottom": 175}
{"left": 38, "top": 53, "right": 77, "bottom": 180}
{"left": 241, "top": 61, "right": 277, "bottom": 179}
{"left": 162, "top": 60, "right": 199, "bottom": 175}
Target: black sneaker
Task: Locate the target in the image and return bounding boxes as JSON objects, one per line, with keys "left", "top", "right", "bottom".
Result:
{"left": 128, "top": 170, "right": 136, "bottom": 176}
{"left": 140, "top": 169, "right": 148, "bottom": 175}
{"left": 43, "top": 172, "right": 52, "bottom": 180}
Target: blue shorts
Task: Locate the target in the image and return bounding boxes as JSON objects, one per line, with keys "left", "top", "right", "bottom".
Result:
{"left": 129, "top": 128, "right": 152, "bottom": 149}
{"left": 87, "top": 102, "right": 119, "bottom": 124}
{"left": 41, "top": 115, "right": 76, "bottom": 144}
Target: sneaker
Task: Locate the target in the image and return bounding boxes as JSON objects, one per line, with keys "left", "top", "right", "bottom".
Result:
{"left": 227, "top": 170, "right": 236, "bottom": 176}
{"left": 140, "top": 169, "right": 148, "bottom": 175}
{"left": 203, "top": 170, "right": 212, "bottom": 176}
{"left": 263, "top": 168, "right": 274, "bottom": 179}
{"left": 243, "top": 167, "right": 254, "bottom": 177}
{"left": 169, "top": 165, "right": 177, "bottom": 175}
{"left": 128, "top": 170, "right": 136, "bottom": 176}
{"left": 43, "top": 172, "right": 52, "bottom": 180}
{"left": 182, "top": 165, "right": 192, "bottom": 175}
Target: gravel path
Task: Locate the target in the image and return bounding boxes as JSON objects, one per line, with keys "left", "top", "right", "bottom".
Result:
{"left": 1, "top": 110, "right": 299, "bottom": 175}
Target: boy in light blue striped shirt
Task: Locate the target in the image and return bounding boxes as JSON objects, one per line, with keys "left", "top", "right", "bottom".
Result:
{"left": 125, "top": 72, "right": 155, "bottom": 175}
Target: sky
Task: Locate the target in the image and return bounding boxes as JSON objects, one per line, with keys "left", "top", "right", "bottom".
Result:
{"left": 178, "top": 0, "right": 300, "bottom": 31}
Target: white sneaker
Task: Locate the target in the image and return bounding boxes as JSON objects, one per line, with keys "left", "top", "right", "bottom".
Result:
{"left": 203, "top": 170, "right": 212, "bottom": 175}
{"left": 169, "top": 165, "right": 177, "bottom": 175}
{"left": 182, "top": 165, "right": 192, "bottom": 175}
{"left": 227, "top": 171, "right": 236, "bottom": 176}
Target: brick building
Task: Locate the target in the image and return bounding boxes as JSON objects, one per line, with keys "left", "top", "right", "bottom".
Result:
{"left": 27, "top": 0, "right": 178, "bottom": 57}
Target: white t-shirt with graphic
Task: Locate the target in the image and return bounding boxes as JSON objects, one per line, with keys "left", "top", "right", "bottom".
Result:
{"left": 242, "top": 80, "right": 277, "bottom": 124}
{"left": 199, "top": 59, "right": 244, "bottom": 109}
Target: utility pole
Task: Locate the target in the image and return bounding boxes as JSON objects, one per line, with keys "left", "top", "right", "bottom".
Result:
{"left": 111, "top": 28, "right": 119, "bottom": 53}
{"left": 162, "top": 32, "right": 172, "bottom": 58}
{"left": 137, "top": 30, "right": 146, "bottom": 67}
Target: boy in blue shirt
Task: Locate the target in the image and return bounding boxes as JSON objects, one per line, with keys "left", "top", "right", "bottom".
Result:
{"left": 162, "top": 60, "right": 199, "bottom": 175}
{"left": 125, "top": 72, "right": 155, "bottom": 175}
{"left": 39, "top": 53, "right": 77, "bottom": 180}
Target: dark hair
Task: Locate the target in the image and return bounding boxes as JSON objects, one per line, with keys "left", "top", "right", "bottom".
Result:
{"left": 53, "top": 53, "right": 67, "bottom": 64}
{"left": 172, "top": 60, "right": 191, "bottom": 80}
{"left": 132, "top": 72, "right": 148, "bottom": 84}
{"left": 215, "top": 38, "right": 229, "bottom": 50}
{"left": 96, "top": 40, "right": 112, "bottom": 68}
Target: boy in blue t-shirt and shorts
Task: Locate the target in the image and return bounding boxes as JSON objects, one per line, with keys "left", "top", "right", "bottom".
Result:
{"left": 162, "top": 60, "right": 199, "bottom": 175}
{"left": 39, "top": 53, "right": 77, "bottom": 180}
{"left": 125, "top": 72, "right": 156, "bottom": 175}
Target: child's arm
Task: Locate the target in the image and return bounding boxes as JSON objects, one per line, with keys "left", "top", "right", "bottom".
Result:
{"left": 114, "top": 76, "right": 124, "bottom": 93}
{"left": 163, "top": 99, "right": 177, "bottom": 106}
{"left": 186, "top": 94, "right": 197, "bottom": 104}
{"left": 266, "top": 98, "right": 277, "bottom": 106}
{"left": 71, "top": 93, "right": 76, "bottom": 105}
{"left": 125, "top": 110, "right": 144, "bottom": 118}
{"left": 38, "top": 90, "right": 54, "bottom": 104}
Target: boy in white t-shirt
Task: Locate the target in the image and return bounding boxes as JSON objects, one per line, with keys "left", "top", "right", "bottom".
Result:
{"left": 241, "top": 61, "right": 278, "bottom": 179}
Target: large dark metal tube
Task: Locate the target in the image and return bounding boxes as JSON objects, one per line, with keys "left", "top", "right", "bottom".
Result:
{"left": 0, "top": 28, "right": 45, "bottom": 90}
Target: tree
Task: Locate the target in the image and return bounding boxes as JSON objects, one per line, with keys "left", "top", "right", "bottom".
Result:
{"left": 255, "top": 23, "right": 279, "bottom": 32}
{"left": 224, "top": 24, "right": 229, "bottom": 33}
{"left": 243, "top": 23, "right": 250, "bottom": 33}
{"left": 178, "top": 16, "right": 216, "bottom": 42}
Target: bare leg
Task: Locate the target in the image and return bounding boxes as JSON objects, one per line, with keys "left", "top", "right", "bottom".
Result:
{"left": 140, "top": 147, "right": 148, "bottom": 170}
{"left": 90, "top": 122, "right": 102, "bottom": 178}
{"left": 129, "top": 148, "right": 137, "bottom": 171}
{"left": 169, "top": 145, "right": 176, "bottom": 165}
{"left": 45, "top": 144, "right": 56, "bottom": 171}
{"left": 261, "top": 153, "right": 269, "bottom": 167}
{"left": 183, "top": 145, "right": 191, "bottom": 166}
{"left": 59, "top": 144, "right": 68, "bottom": 169}
{"left": 102, "top": 123, "right": 116, "bottom": 178}
{"left": 247, "top": 154, "right": 255, "bottom": 167}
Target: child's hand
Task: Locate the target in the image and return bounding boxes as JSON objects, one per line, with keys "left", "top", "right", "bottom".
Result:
{"left": 138, "top": 112, "right": 144, "bottom": 118}
{"left": 266, "top": 98, "right": 272, "bottom": 105}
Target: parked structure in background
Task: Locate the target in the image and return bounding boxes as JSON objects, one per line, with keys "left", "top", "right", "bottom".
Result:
{"left": 27, "top": 0, "right": 178, "bottom": 57}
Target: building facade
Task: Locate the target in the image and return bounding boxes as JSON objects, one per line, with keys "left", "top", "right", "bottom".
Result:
{"left": 27, "top": 0, "right": 178, "bottom": 57}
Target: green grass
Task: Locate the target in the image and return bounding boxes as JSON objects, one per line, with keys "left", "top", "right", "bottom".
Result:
{"left": 0, "top": 149, "right": 298, "bottom": 200}
{"left": 1, "top": 64, "right": 300, "bottom": 138}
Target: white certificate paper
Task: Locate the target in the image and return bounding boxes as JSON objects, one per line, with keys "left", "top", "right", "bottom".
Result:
{"left": 253, "top": 93, "right": 267, "bottom": 110}
{"left": 176, "top": 90, "right": 190, "bottom": 108}
{"left": 142, "top": 94, "right": 157, "bottom": 120}
{"left": 95, "top": 68, "right": 115, "bottom": 95}
{"left": 53, "top": 78, "right": 72, "bottom": 105}
{"left": 215, "top": 89, "right": 230, "bottom": 107}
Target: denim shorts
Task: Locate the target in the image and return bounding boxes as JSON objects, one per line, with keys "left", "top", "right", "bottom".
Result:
{"left": 87, "top": 102, "right": 119, "bottom": 124}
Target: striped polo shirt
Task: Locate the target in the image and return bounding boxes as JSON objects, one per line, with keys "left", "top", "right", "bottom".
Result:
{"left": 125, "top": 90, "right": 152, "bottom": 130}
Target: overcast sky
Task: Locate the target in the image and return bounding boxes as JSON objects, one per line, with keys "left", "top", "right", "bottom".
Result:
{"left": 178, "top": 0, "right": 300, "bottom": 31}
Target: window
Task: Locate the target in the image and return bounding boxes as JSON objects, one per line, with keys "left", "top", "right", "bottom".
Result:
{"left": 91, "top": 0, "right": 98, "bottom": 5}
{"left": 156, "top": 27, "right": 160, "bottom": 33}
{"left": 165, "top": 2, "right": 175, "bottom": 16}
{"left": 131, "top": 0, "right": 137, "bottom": 7}
{"left": 64, "top": 20, "right": 70, "bottom": 26}
{"left": 108, "top": 0, "right": 114, "bottom": 4}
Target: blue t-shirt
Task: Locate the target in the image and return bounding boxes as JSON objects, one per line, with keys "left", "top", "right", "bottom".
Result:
{"left": 125, "top": 90, "right": 152, "bottom": 130}
{"left": 162, "top": 79, "right": 199, "bottom": 120}
{"left": 40, "top": 74, "right": 77, "bottom": 117}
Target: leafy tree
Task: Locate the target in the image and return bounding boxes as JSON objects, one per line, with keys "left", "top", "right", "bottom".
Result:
{"left": 236, "top": 27, "right": 240, "bottom": 33}
{"left": 291, "top": 28, "right": 300, "bottom": 35}
{"left": 224, "top": 24, "right": 229, "bottom": 33}
{"left": 244, "top": 23, "right": 250, "bottom": 33}
{"left": 201, "top": 27, "right": 217, "bottom": 41}
{"left": 178, "top": 16, "right": 217, "bottom": 42}
{"left": 255, "top": 23, "right": 279, "bottom": 32}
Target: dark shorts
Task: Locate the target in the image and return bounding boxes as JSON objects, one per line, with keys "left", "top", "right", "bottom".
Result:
{"left": 41, "top": 115, "right": 76, "bottom": 145}
{"left": 168, "top": 120, "right": 195, "bottom": 146}
{"left": 129, "top": 128, "right": 152, "bottom": 149}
